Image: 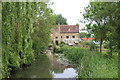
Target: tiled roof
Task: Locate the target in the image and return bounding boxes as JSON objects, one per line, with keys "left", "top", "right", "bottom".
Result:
{"left": 81, "top": 38, "right": 95, "bottom": 40}
{"left": 60, "top": 25, "right": 79, "bottom": 33}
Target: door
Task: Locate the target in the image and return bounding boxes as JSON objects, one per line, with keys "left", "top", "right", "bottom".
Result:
{"left": 55, "top": 40, "right": 59, "bottom": 46}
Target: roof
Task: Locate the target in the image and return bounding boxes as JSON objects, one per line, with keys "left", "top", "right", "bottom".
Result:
{"left": 60, "top": 25, "right": 79, "bottom": 33}
{"left": 81, "top": 38, "right": 95, "bottom": 40}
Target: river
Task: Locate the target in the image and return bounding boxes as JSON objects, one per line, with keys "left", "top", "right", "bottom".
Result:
{"left": 8, "top": 52, "right": 78, "bottom": 78}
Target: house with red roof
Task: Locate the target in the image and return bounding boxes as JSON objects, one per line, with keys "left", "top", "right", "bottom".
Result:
{"left": 51, "top": 25, "right": 80, "bottom": 45}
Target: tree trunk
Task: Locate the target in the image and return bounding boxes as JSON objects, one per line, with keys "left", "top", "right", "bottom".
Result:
{"left": 118, "top": 39, "right": 120, "bottom": 78}
{"left": 100, "top": 38, "right": 103, "bottom": 53}
{"left": 109, "top": 40, "right": 112, "bottom": 57}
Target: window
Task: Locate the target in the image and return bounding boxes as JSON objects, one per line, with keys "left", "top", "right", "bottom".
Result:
{"left": 72, "top": 36, "right": 75, "bottom": 38}
{"left": 66, "top": 36, "right": 69, "bottom": 38}
{"left": 55, "top": 36, "right": 58, "bottom": 39}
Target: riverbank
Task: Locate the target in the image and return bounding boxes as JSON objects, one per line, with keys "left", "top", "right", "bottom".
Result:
{"left": 46, "top": 50, "right": 76, "bottom": 69}
{"left": 46, "top": 50, "right": 78, "bottom": 78}
{"left": 54, "top": 45, "right": 118, "bottom": 78}
{"left": 5, "top": 50, "right": 77, "bottom": 79}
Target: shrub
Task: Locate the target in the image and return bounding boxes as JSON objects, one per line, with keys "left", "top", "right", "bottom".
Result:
{"left": 57, "top": 46, "right": 88, "bottom": 64}
{"left": 78, "top": 51, "right": 118, "bottom": 78}
{"left": 89, "top": 41, "right": 96, "bottom": 51}
{"left": 59, "top": 41, "right": 65, "bottom": 47}
{"left": 54, "top": 45, "right": 70, "bottom": 54}
{"left": 54, "top": 45, "right": 118, "bottom": 78}
{"left": 103, "top": 42, "right": 109, "bottom": 49}
{"left": 68, "top": 48, "right": 87, "bottom": 63}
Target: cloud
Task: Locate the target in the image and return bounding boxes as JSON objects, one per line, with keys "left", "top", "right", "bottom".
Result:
{"left": 50, "top": 0, "right": 90, "bottom": 26}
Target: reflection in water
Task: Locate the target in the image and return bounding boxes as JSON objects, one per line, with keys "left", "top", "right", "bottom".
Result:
{"left": 10, "top": 54, "right": 53, "bottom": 78}
{"left": 9, "top": 54, "right": 77, "bottom": 78}
{"left": 52, "top": 68, "right": 77, "bottom": 78}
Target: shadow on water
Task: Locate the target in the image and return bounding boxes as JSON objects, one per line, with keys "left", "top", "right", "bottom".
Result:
{"left": 8, "top": 54, "right": 78, "bottom": 78}
{"left": 9, "top": 54, "right": 53, "bottom": 78}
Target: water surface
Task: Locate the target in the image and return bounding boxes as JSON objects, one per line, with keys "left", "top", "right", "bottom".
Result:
{"left": 9, "top": 54, "right": 77, "bottom": 78}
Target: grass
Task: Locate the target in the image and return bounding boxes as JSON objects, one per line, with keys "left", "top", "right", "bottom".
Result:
{"left": 79, "top": 53, "right": 118, "bottom": 78}
{"left": 54, "top": 45, "right": 118, "bottom": 78}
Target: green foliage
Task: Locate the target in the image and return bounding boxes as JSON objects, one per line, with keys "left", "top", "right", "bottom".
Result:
{"left": 55, "top": 45, "right": 87, "bottom": 64}
{"left": 80, "top": 32, "right": 87, "bottom": 38}
{"left": 64, "top": 47, "right": 88, "bottom": 64}
{"left": 83, "top": 3, "right": 110, "bottom": 53}
{"left": 78, "top": 52, "right": 118, "bottom": 78}
{"left": 0, "top": 2, "right": 2, "bottom": 79}
{"left": 55, "top": 46, "right": 118, "bottom": 78}
{"left": 103, "top": 42, "right": 109, "bottom": 49}
{"left": 2, "top": 2, "right": 55, "bottom": 79}
{"left": 54, "top": 47, "right": 61, "bottom": 54}
{"left": 89, "top": 41, "right": 96, "bottom": 51}
{"left": 76, "top": 23, "right": 79, "bottom": 26}
{"left": 2, "top": 2, "right": 36, "bottom": 78}
{"left": 55, "top": 14, "right": 68, "bottom": 25}
{"left": 81, "top": 41, "right": 90, "bottom": 47}
{"left": 83, "top": 2, "right": 120, "bottom": 54}
{"left": 31, "top": 2, "right": 55, "bottom": 55}
{"left": 54, "top": 45, "right": 69, "bottom": 54}
{"left": 59, "top": 41, "right": 65, "bottom": 47}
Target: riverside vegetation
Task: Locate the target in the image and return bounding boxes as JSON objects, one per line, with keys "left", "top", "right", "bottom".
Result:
{"left": 1, "top": 1, "right": 120, "bottom": 79}
{"left": 1, "top": 2, "right": 55, "bottom": 79}
{"left": 54, "top": 45, "right": 118, "bottom": 78}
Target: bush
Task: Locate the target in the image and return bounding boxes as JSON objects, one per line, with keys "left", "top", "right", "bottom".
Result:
{"left": 64, "top": 47, "right": 88, "bottom": 64}
{"left": 59, "top": 41, "right": 65, "bottom": 47}
{"left": 54, "top": 45, "right": 118, "bottom": 78}
{"left": 78, "top": 51, "right": 118, "bottom": 78}
{"left": 89, "top": 41, "right": 96, "bottom": 51}
{"left": 103, "top": 42, "right": 109, "bottom": 49}
{"left": 55, "top": 45, "right": 88, "bottom": 64}
{"left": 54, "top": 45, "right": 70, "bottom": 54}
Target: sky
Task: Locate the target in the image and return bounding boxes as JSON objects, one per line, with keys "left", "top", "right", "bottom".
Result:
{"left": 50, "top": 0, "right": 90, "bottom": 29}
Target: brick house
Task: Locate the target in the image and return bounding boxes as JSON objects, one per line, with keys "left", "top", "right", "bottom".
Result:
{"left": 51, "top": 25, "right": 80, "bottom": 45}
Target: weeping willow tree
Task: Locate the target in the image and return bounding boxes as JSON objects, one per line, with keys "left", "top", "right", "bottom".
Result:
{"left": 1, "top": 2, "right": 55, "bottom": 78}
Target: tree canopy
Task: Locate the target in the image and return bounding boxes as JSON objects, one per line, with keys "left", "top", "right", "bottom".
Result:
{"left": 83, "top": 2, "right": 120, "bottom": 54}
{"left": 55, "top": 14, "right": 68, "bottom": 25}
{"left": 1, "top": 2, "right": 55, "bottom": 79}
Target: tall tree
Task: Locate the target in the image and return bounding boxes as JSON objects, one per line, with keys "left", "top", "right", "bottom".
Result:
{"left": 31, "top": 2, "right": 55, "bottom": 55}
{"left": 1, "top": 2, "right": 55, "bottom": 79}
{"left": 2, "top": 2, "right": 37, "bottom": 78}
{"left": 83, "top": 2, "right": 117, "bottom": 53}
{"left": 55, "top": 14, "right": 68, "bottom": 25}
{"left": 83, "top": 3, "right": 102, "bottom": 53}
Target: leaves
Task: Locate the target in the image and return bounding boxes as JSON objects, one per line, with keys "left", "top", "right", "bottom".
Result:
{"left": 83, "top": 2, "right": 120, "bottom": 53}
{"left": 31, "top": 2, "right": 55, "bottom": 55}
{"left": 55, "top": 14, "right": 68, "bottom": 25}
{"left": 2, "top": 2, "right": 55, "bottom": 79}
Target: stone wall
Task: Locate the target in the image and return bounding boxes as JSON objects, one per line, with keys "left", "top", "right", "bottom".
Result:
{"left": 51, "top": 26, "right": 80, "bottom": 45}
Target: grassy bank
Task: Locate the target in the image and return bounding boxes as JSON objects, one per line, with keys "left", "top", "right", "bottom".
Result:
{"left": 54, "top": 45, "right": 118, "bottom": 78}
